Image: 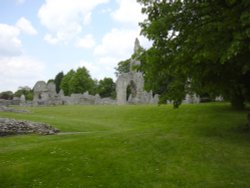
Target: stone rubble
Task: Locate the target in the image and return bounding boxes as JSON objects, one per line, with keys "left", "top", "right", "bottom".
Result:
{"left": 0, "top": 118, "right": 59, "bottom": 136}
{"left": 0, "top": 106, "right": 30, "bottom": 113}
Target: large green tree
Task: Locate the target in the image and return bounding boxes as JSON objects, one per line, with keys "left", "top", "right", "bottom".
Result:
{"left": 68, "top": 67, "right": 95, "bottom": 95}
{"left": 60, "top": 69, "right": 75, "bottom": 96}
{"left": 97, "top": 78, "right": 116, "bottom": 99}
{"left": 0, "top": 91, "right": 13, "bottom": 100}
{"left": 14, "top": 86, "right": 33, "bottom": 100}
{"left": 138, "top": 0, "right": 250, "bottom": 109}
{"left": 54, "top": 71, "right": 64, "bottom": 93}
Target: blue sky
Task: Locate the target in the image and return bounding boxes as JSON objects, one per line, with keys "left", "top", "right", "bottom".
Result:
{"left": 0, "top": 0, "right": 150, "bottom": 92}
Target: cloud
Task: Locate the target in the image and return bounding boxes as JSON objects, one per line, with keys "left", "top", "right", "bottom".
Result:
{"left": 79, "top": 57, "right": 118, "bottom": 80}
{"left": 94, "top": 28, "right": 138, "bottom": 59}
{"left": 0, "top": 56, "right": 46, "bottom": 92}
{"left": 0, "top": 17, "right": 37, "bottom": 57}
{"left": 0, "top": 18, "right": 44, "bottom": 92}
{"left": 89, "top": 0, "right": 150, "bottom": 80}
{"left": 111, "top": 0, "right": 145, "bottom": 26}
{"left": 16, "top": 17, "right": 37, "bottom": 35}
{"left": 0, "top": 23, "right": 22, "bottom": 57}
{"left": 38, "top": 0, "right": 109, "bottom": 44}
{"left": 92, "top": 28, "right": 151, "bottom": 80}
{"left": 16, "top": 0, "right": 26, "bottom": 4}
{"left": 95, "top": 28, "right": 150, "bottom": 58}
{"left": 75, "top": 34, "right": 96, "bottom": 49}
{"left": 44, "top": 34, "right": 60, "bottom": 45}
{"left": 93, "top": 26, "right": 152, "bottom": 80}
{"left": 78, "top": 60, "right": 102, "bottom": 78}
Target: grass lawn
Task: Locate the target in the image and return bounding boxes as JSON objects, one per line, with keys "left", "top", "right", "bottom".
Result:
{"left": 0, "top": 103, "right": 250, "bottom": 188}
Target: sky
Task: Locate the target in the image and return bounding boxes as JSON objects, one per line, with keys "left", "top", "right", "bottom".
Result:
{"left": 0, "top": 0, "right": 150, "bottom": 92}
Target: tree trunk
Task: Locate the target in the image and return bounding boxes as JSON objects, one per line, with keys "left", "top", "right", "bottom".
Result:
{"left": 230, "top": 94, "right": 245, "bottom": 110}
{"left": 247, "top": 113, "right": 250, "bottom": 128}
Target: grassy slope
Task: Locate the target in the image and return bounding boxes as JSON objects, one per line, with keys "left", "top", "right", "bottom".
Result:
{"left": 0, "top": 103, "right": 250, "bottom": 188}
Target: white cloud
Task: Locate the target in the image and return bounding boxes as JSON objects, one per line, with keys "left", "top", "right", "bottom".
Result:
{"left": 38, "top": 0, "right": 109, "bottom": 44}
{"left": 111, "top": 0, "right": 145, "bottom": 26}
{"left": 16, "top": 17, "right": 37, "bottom": 35}
{"left": 16, "top": 0, "right": 26, "bottom": 4}
{"left": 78, "top": 60, "right": 101, "bottom": 78}
{"left": 95, "top": 57, "right": 119, "bottom": 79}
{"left": 94, "top": 28, "right": 150, "bottom": 59}
{"left": 93, "top": 28, "right": 135, "bottom": 79}
{"left": 0, "top": 56, "right": 46, "bottom": 92}
{"left": 44, "top": 22, "right": 82, "bottom": 45}
{"left": 88, "top": 0, "right": 150, "bottom": 80}
{"left": 75, "top": 34, "right": 96, "bottom": 49}
{"left": 93, "top": 28, "right": 151, "bottom": 80}
{"left": 94, "top": 28, "right": 137, "bottom": 59}
{"left": 77, "top": 58, "right": 117, "bottom": 80}
{"left": 0, "top": 17, "right": 37, "bottom": 57}
{"left": 44, "top": 34, "right": 60, "bottom": 45}
{"left": 0, "top": 23, "right": 22, "bottom": 57}
{"left": 101, "top": 8, "right": 112, "bottom": 14}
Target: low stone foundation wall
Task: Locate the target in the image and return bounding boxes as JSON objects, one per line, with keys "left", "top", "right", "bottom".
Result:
{"left": 0, "top": 106, "right": 30, "bottom": 113}
{"left": 0, "top": 118, "right": 59, "bottom": 136}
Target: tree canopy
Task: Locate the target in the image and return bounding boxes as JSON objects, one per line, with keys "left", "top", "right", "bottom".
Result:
{"left": 69, "top": 67, "right": 95, "bottom": 95}
{"left": 115, "top": 39, "right": 145, "bottom": 77}
{"left": 115, "top": 59, "right": 130, "bottom": 77}
{"left": 60, "top": 69, "right": 76, "bottom": 96}
{"left": 14, "top": 86, "right": 33, "bottom": 100}
{"left": 97, "top": 78, "right": 116, "bottom": 99}
{"left": 54, "top": 71, "right": 64, "bottom": 93}
{"left": 0, "top": 91, "right": 13, "bottom": 100}
{"left": 60, "top": 67, "right": 95, "bottom": 96}
{"left": 137, "top": 0, "right": 250, "bottom": 109}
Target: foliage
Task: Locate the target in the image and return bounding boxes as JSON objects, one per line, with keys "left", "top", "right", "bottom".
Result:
{"left": 60, "top": 67, "right": 95, "bottom": 96}
{"left": 47, "top": 79, "right": 54, "bottom": 84}
{"left": 54, "top": 71, "right": 64, "bottom": 93}
{"left": 115, "top": 40, "right": 146, "bottom": 77}
{"left": 0, "top": 91, "right": 13, "bottom": 100}
{"left": 115, "top": 59, "right": 130, "bottom": 77}
{"left": 137, "top": 0, "right": 250, "bottom": 109}
{"left": 97, "top": 77, "right": 116, "bottom": 99}
{"left": 14, "top": 86, "right": 33, "bottom": 101}
{"left": 68, "top": 67, "right": 95, "bottom": 95}
{"left": 60, "top": 69, "right": 75, "bottom": 96}
{"left": 92, "top": 79, "right": 99, "bottom": 95}
{"left": 0, "top": 104, "right": 250, "bottom": 187}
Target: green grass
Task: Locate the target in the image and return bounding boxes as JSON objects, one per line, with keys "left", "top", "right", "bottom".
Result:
{"left": 0, "top": 103, "right": 250, "bottom": 188}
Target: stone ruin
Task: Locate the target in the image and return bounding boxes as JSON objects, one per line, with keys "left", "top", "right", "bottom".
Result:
{"left": 62, "top": 92, "right": 116, "bottom": 105}
{"left": 10, "top": 38, "right": 218, "bottom": 107}
{"left": 29, "top": 39, "right": 158, "bottom": 106}
{"left": 33, "top": 81, "right": 62, "bottom": 105}
{"left": 0, "top": 118, "right": 59, "bottom": 136}
{"left": 116, "top": 38, "right": 159, "bottom": 105}
{"left": 32, "top": 81, "right": 116, "bottom": 106}
{"left": 183, "top": 93, "right": 200, "bottom": 104}
{"left": 0, "top": 106, "right": 29, "bottom": 113}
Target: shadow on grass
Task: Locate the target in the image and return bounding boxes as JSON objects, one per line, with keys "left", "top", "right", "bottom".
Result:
{"left": 187, "top": 103, "right": 250, "bottom": 145}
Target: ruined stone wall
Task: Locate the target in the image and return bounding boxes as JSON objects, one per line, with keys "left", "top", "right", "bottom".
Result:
{"left": 116, "top": 39, "right": 159, "bottom": 105}
{"left": 0, "top": 118, "right": 59, "bottom": 136}
{"left": 30, "top": 81, "right": 117, "bottom": 106}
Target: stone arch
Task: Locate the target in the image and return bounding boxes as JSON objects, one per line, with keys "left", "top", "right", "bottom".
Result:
{"left": 115, "top": 38, "right": 159, "bottom": 105}
{"left": 116, "top": 72, "right": 144, "bottom": 105}
{"left": 126, "top": 80, "right": 137, "bottom": 102}
{"left": 38, "top": 93, "right": 42, "bottom": 100}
